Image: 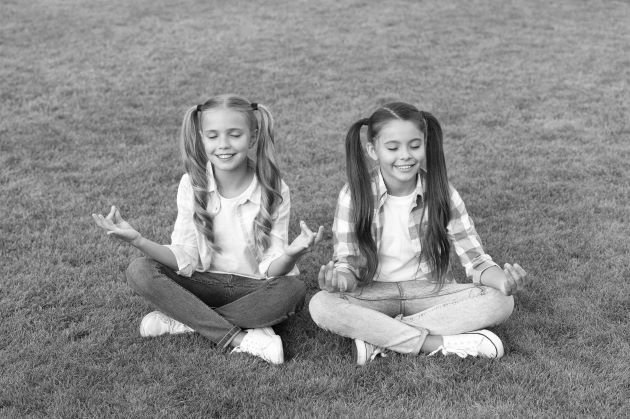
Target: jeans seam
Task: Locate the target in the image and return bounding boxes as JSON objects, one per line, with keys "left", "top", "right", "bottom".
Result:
{"left": 404, "top": 287, "right": 488, "bottom": 321}
{"left": 396, "top": 282, "right": 405, "bottom": 316}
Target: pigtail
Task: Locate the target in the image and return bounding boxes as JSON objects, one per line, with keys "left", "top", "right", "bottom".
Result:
{"left": 179, "top": 105, "right": 219, "bottom": 251}
{"left": 419, "top": 111, "right": 451, "bottom": 286}
{"left": 252, "top": 103, "right": 283, "bottom": 254}
{"left": 345, "top": 118, "right": 378, "bottom": 282}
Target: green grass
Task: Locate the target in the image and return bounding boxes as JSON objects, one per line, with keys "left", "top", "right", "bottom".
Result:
{"left": 1, "top": 0, "right": 629, "bottom": 417}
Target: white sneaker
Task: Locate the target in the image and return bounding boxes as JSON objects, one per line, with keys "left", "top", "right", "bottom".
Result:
{"left": 259, "top": 327, "right": 277, "bottom": 336}
{"left": 139, "top": 311, "right": 194, "bottom": 337}
{"left": 232, "top": 328, "right": 284, "bottom": 364}
{"left": 429, "top": 329, "right": 504, "bottom": 359}
{"left": 352, "top": 339, "right": 387, "bottom": 366}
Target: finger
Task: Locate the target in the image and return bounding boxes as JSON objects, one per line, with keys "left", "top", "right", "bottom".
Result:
{"left": 505, "top": 275, "right": 518, "bottom": 295}
{"left": 105, "top": 205, "right": 116, "bottom": 221}
{"left": 505, "top": 263, "right": 526, "bottom": 290}
{"left": 348, "top": 277, "right": 357, "bottom": 292}
{"left": 325, "top": 262, "right": 334, "bottom": 291}
{"left": 513, "top": 263, "right": 528, "bottom": 278}
{"left": 92, "top": 214, "right": 106, "bottom": 229}
{"left": 339, "top": 276, "right": 347, "bottom": 293}
{"left": 503, "top": 263, "right": 516, "bottom": 280}
{"left": 313, "top": 226, "right": 324, "bottom": 244}
{"left": 317, "top": 265, "right": 327, "bottom": 290}
{"left": 331, "top": 268, "right": 339, "bottom": 291}
{"left": 113, "top": 206, "right": 123, "bottom": 223}
{"left": 93, "top": 214, "right": 111, "bottom": 230}
{"left": 299, "top": 220, "right": 314, "bottom": 237}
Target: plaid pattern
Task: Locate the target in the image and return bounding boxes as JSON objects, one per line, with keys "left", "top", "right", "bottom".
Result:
{"left": 333, "top": 169, "right": 497, "bottom": 283}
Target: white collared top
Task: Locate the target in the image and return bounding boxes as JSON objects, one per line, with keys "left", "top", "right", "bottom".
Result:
{"left": 165, "top": 162, "right": 298, "bottom": 279}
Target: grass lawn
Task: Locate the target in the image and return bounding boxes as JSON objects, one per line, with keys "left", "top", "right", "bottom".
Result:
{"left": 1, "top": 0, "right": 629, "bottom": 417}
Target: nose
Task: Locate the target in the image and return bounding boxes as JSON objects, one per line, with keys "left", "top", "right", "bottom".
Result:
{"left": 217, "top": 134, "right": 230, "bottom": 149}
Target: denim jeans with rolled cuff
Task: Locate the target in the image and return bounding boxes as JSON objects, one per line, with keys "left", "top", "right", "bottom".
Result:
{"left": 126, "top": 257, "right": 306, "bottom": 348}
{"left": 309, "top": 280, "right": 514, "bottom": 355}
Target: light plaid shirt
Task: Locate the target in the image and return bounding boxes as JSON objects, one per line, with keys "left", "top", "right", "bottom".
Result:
{"left": 332, "top": 169, "right": 497, "bottom": 283}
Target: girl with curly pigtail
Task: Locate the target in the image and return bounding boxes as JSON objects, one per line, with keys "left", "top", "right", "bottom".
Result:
{"left": 310, "top": 101, "right": 531, "bottom": 365}
{"left": 94, "top": 94, "right": 323, "bottom": 364}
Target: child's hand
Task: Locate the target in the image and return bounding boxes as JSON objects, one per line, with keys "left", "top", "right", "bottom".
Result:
{"left": 318, "top": 261, "right": 358, "bottom": 293}
{"left": 285, "top": 221, "right": 324, "bottom": 258}
{"left": 501, "top": 263, "right": 529, "bottom": 295}
{"left": 481, "top": 263, "right": 529, "bottom": 296}
{"left": 92, "top": 205, "right": 142, "bottom": 245}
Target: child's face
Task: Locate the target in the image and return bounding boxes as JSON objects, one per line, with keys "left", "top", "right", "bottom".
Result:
{"left": 366, "top": 119, "right": 425, "bottom": 196}
{"left": 200, "top": 108, "right": 255, "bottom": 175}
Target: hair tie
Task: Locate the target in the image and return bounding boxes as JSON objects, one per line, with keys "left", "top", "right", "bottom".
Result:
{"left": 251, "top": 103, "right": 258, "bottom": 111}
{"left": 196, "top": 104, "right": 203, "bottom": 113}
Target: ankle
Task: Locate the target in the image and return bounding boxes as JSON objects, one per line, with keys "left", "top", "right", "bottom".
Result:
{"left": 420, "top": 335, "right": 444, "bottom": 354}
{"left": 230, "top": 331, "right": 247, "bottom": 348}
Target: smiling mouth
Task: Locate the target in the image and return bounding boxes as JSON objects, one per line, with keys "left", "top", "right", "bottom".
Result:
{"left": 394, "top": 163, "right": 416, "bottom": 171}
{"left": 215, "top": 154, "right": 236, "bottom": 160}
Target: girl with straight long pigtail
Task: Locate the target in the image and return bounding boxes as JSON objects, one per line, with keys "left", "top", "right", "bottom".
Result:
{"left": 93, "top": 94, "right": 323, "bottom": 364}
{"left": 310, "top": 102, "right": 531, "bottom": 365}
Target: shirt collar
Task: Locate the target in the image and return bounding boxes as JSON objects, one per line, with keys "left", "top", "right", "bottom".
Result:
{"left": 373, "top": 168, "right": 425, "bottom": 205}
{"left": 206, "top": 159, "right": 261, "bottom": 205}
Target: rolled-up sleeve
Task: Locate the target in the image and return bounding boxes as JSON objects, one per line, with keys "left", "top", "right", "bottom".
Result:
{"left": 333, "top": 185, "right": 363, "bottom": 279}
{"left": 447, "top": 186, "right": 498, "bottom": 283}
{"left": 259, "top": 182, "right": 299, "bottom": 277}
{"left": 164, "top": 174, "right": 201, "bottom": 277}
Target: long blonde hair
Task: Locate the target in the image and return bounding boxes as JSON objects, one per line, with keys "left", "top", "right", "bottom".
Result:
{"left": 179, "top": 94, "right": 282, "bottom": 255}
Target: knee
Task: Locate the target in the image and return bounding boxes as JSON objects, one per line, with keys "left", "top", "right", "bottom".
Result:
{"left": 268, "top": 276, "right": 306, "bottom": 309}
{"left": 308, "top": 291, "right": 335, "bottom": 326}
{"left": 125, "top": 257, "right": 155, "bottom": 292}
{"left": 485, "top": 287, "right": 515, "bottom": 323}
{"left": 280, "top": 276, "right": 306, "bottom": 300}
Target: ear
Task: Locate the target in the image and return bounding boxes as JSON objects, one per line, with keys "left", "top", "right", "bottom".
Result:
{"left": 365, "top": 141, "right": 378, "bottom": 161}
{"left": 249, "top": 130, "right": 258, "bottom": 148}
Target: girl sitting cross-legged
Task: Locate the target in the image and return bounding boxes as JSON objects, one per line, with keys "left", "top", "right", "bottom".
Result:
{"left": 94, "top": 94, "right": 323, "bottom": 365}
{"left": 309, "top": 102, "right": 530, "bottom": 365}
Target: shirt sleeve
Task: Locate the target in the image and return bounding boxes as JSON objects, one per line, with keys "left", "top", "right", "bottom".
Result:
{"left": 447, "top": 185, "right": 498, "bottom": 283}
{"left": 164, "top": 174, "right": 201, "bottom": 277}
{"left": 259, "top": 181, "right": 299, "bottom": 277}
{"left": 332, "top": 185, "right": 364, "bottom": 279}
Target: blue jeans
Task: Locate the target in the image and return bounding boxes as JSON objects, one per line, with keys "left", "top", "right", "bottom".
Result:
{"left": 309, "top": 280, "right": 514, "bottom": 354}
{"left": 126, "top": 257, "right": 306, "bottom": 348}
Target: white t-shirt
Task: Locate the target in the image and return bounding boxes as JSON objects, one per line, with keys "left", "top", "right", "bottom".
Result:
{"left": 375, "top": 192, "right": 419, "bottom": 282}
{"left": 165, "top": 161, "right": 298, "bottom": 278}
{"left": 211, "top": 177, "right": 260, "bottom": 275}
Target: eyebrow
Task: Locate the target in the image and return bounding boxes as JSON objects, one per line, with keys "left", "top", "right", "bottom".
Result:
{"left": 203, "top": 128, "right": 244, "bottom": 133}
{"left": 383, "top": 138, "right": 423, "bottom": 144}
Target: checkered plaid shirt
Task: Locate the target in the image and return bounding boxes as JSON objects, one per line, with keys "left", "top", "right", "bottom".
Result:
{"left": 332, "top": 169, "right": 497, "bottom": 283}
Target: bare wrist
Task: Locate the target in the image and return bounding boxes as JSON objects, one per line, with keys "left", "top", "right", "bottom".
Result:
{"left": 131, "top": 235, "right": 144, "bottom": 248}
